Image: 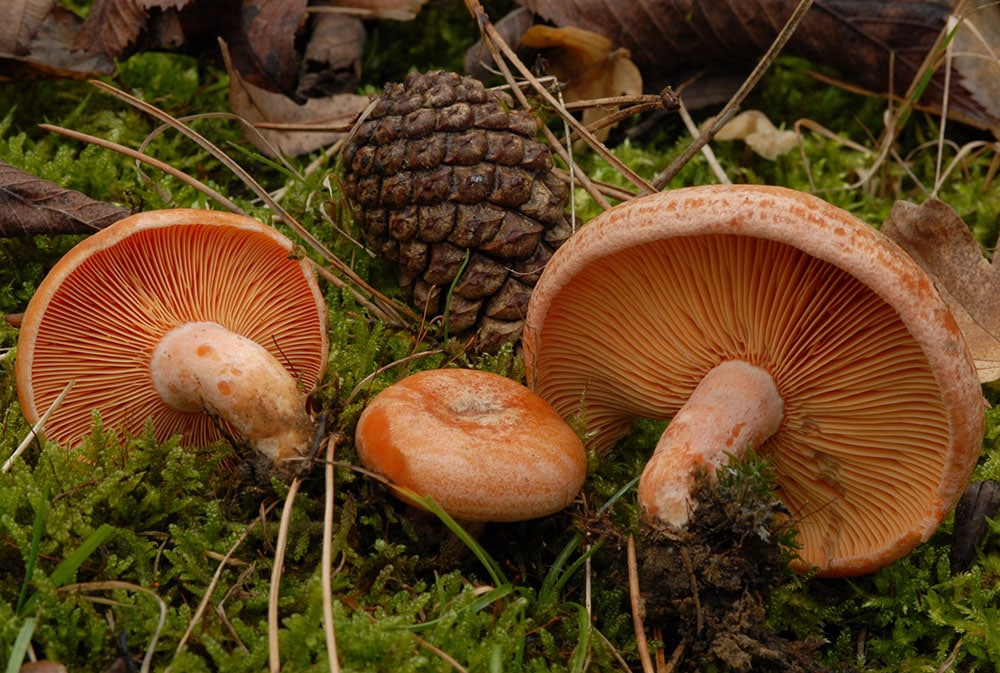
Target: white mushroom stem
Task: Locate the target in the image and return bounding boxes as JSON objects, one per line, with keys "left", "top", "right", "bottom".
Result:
{"left": 150, "top": 321, "right": 314, "bottom": 465}
{"left": 637, "top": 359, "right": 785, "bottom": 529}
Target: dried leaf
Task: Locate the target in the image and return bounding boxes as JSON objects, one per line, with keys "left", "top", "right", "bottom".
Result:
{"left": 520, "top": 24, "right": 642, "bottom": 140}
{"left": 73, "top": 0, "right": 150, "bottom": 58}
{"left": 225, "top": 0, "right": 308, "bottom": 96}
{"left": 510, "top": 0, "right": 1000, "bottom": 132}
{"left": 950, "top": 479, "right": 1000, "bottom": 574}
{"left": 881, "top": 198, "right": 1000, "bottom": 382}
{"left": 0, "top": 5, "right": 114, "bottom": 81}
{"left": 0, "top": 162, "right": 129, "bottom": 237}
{"left": 0, "top": 0, "right": 57, "bottom": 54}
{"left": 221, "top": 39, "right": 367, "bottom": 157}
{"left": 712, "top": 110, "right": 799, "bottom": 160}
{"left": 295, "top": 10, "right": 365, "bottom": 98}
{"left": 331, "top": 0, "right": 429, "bottom": 21}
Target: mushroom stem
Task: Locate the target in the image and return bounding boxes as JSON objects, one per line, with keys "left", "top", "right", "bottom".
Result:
{"left": 151, "top": 321, "right": 314, "bottom": 466}
{"left": 637, "top": 359, "right": 784, "bottom": 529}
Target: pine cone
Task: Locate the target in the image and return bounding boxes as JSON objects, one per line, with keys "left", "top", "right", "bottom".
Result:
{"left": 341, "top": 70, "right": 573, "bottom": 351}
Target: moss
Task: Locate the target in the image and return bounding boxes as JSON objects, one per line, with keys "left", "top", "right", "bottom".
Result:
{"left": 3, "top": 3, "right": 1000, "bottom": 672}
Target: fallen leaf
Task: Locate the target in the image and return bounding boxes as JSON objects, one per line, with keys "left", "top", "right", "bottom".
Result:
{"left": 881, "top": 198, "right": 1000, "bottom": 382}
{"left": 225, "top": 0, "right": 308, "bottom": 97}
{"left": 295, "top": 9, "right": 365, "bottom": 99}
{"left": 0, "top": 5, "right": 114, "bottom": 81}
{"left": 712, "top": 110, "right": 799, "bottom": 160}
{"left": 502, "top": 0, "right": 1000, "bottom": 133}
{"left": 0, "top": 0, "right": 57, "bottom": 54}
{"left": 0, "top": 162, "right": 130, "bottom": 237}
{"left": 73, "top": 0, "right": 150, "bottom": 59}
{"left": 221, "top": 38, "right": 367, "bottom": 157}
{"left": 331, "top": 0, "right": 429, "bottom": 21}
{"left": 520, "top": 24, "right": 642, "bottom": 140}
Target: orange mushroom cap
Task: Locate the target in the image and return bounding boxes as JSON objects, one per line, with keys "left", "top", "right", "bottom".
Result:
{"left": 354, "top": 368, "right": 587, "bottom": 522}
{"left": 16, "top": 209, "right": 328, "bottom": 468}
{"left": 523, "top": 184, "right": 984, "bottom": 577}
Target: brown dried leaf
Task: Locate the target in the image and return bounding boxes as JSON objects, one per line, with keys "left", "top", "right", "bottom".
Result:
{"left": 0, "top": 0, "right": 57, "bottom": 54}
{"left": 296, "top": 10, "right": 365, "bottom": 98}
{"left": 0, "top": 162, "right": 129, "bottom": 237}
{"left": 881, "top": 198, "right": 1000, "bottom": 382}
{"left": 73, "top": 0, "right": 150, "bottom": 58}
{"left": 513, "top": 0, "right": 1000, "bottom": 132}
{"left": 520, "top": 24, "right": 642, "bottom": 140}
{"left": 331, "top": 0, "right": 429, "bottom": 21}
{"left": 221, "top": 39, "right": 367, "bottom": 157}
{"left": 226, "top": 0, "right": 308, "bottom": 96}
{"left": 0, "top": 5, "right": 114, "bottom": 81}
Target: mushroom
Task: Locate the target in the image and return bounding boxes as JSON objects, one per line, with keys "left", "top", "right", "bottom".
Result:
{"left": 15, "top": 209, "right": 328, "bottom": 474}
{"left": 354, "top": 368, "right": 587, "bottom": 522}
{"left": 523, "top": 184, "right": 984, "bottom": 577}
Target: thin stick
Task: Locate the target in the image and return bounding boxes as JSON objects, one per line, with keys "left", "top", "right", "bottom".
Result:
{"left": 677, "top": 103, "right": 730, "bottom": 185}
{"left": 37, "top": 125, "right": 246, "bottom": 213}
{"left": 322, "top": 433, "right": 342, "bottom": 673}
{"left": 87, "top": 79, "right": 414, "bottom": 328}
{"left": 269, "top": 476, "right": 303, "bottom": 673}
{"left": 471, "top": 21, "right": 613, "bottom": 210}
{"left": 932, "top": 14, "right": 957, "bottom": 199}
{"left": 626, "top": 534, "right": 655, "bottom": 673}
{"left": 463, "top": 0, "right": 654, "bottom": 202}
{"left": 3, "top": 381, "right": 74, "bottom": 473}
{"left": 652, "top": 0, "right": 816, "bottom": 188}
{"left": 62, "top": 581, "right": 166, "bottom": 673}
{"left": 679, "top": 546, "right": 703, "bottom": 635}
{"left": 174, "top": 505, "right": 274, "bottom": 656}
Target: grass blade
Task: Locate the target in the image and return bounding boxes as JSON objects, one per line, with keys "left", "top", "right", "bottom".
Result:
{"left": 15, "top": 485, "right": 49, "bottom": 616}
{"left": 5, "top": 618, "right": 36, "bottom": 673}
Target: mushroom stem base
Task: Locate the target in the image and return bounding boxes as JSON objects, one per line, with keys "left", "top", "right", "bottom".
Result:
{"left": 637, "top": 359, "right": 784, "bottom": 529}
{"left": 151, "top": 321, "right": 315, "bottom": 468}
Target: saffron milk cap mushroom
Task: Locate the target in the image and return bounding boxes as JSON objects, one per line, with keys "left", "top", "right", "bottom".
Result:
{"left": 354, "top": 368, "right": 587, "bottom": 522}
{"left": 16, "top": 209, "right": 328, "bottom": 473}
{"left": 523, "top": 184, "right": 984, "bottom": 577}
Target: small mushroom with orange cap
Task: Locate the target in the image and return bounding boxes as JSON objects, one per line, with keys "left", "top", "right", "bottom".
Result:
{"left": 523, "top": 184, "right": 984, "bottom": 577}
{"left": 15, "top": 208, "right": 328, "bottom": 476}
{"left": 354, "top": 368, "right": 587, "bottom": 522}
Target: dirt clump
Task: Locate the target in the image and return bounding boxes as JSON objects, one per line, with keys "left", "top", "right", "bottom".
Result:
{"left": 638, "top": 467, "right": 838, "bottom": 672}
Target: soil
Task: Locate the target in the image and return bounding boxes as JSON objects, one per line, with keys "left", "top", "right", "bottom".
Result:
{"left": 638, "top": 473, "right": 839, "bottom": 672}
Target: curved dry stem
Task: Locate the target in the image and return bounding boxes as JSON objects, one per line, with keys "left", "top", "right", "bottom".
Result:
{"left": 62, "top": 581, "right": 166, "bottom": 673}
{"left": 322, "top": 433, "right": 342, "bottom": 673}
{"left": 626, "top": 534, "right": 656, "bottom": 673}
{"left": 269, "top": 476, "right": 303, "bottom": 673}
{"left": 85, "top": 80, "right": 416, "bottom": 328}
{"left": 2, "top": 380, "right": 74, "bottom": 474}
{"left": 174, "top": 505, "right": 273, "bottom": 657}
{"left": 37, "top": 124, "right": 245, "bottom": 213}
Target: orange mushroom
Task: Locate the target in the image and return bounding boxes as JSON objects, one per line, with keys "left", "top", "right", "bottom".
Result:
{"left": 15, "top": 209, "right": 328, "bottom": 474}
{"left": 523, "top": 184, "right": 984, "bottom": 577}
{"left": 354, "top": 368, "right": 587, "bottom": 522}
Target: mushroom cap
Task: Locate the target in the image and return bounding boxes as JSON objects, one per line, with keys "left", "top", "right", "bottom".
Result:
{"left": 16, "top": 208, "right": 328, "bottom": 449}
{"left": 523, "top": 184, "right": 984, "bottom": 576}
{"left": 354, "top": 368, "right": 587, "bottom": 522}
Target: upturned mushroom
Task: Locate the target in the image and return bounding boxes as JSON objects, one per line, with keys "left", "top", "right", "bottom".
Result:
{"left": 15, "top": 209, "right": 328, "bottom": 475}
{"left": 354, "top": 368, "right": 587, "bottom": 522}
{"left": 523, "top": 184, "right": 984, "bottom": 577}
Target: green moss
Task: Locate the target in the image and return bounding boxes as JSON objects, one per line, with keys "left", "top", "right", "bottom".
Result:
{"left": 3, "top": 4, "right": 1000, "bottom": 671}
